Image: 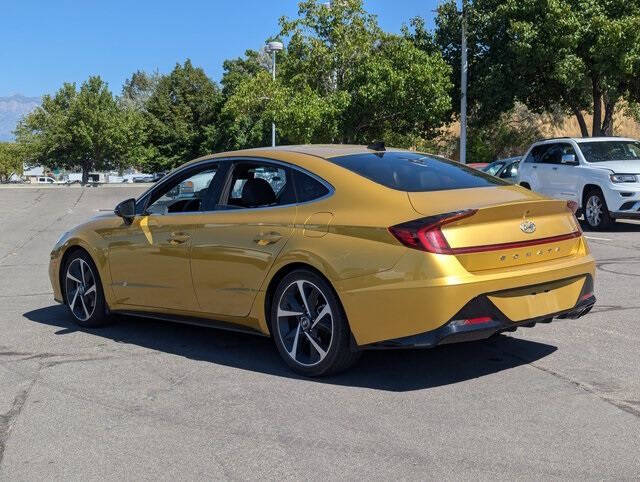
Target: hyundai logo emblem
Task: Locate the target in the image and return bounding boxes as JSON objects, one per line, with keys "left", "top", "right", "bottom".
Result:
{"left": 520, "top": 220, "right": 536, "bottom": 233}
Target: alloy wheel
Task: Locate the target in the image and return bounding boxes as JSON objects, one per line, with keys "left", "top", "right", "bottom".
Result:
{"left": 586, "top": 195, "right": 603, "bottom": 227}
{"left": 276, "top": 280, "right": 334, "bottom": 367}
{"left": 65, "top": 258, "right": 97, "bottom": 322}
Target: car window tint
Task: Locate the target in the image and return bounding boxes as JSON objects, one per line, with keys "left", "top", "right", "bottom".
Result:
{"left": 501, "top": 162, "right": 519, "bottom": 178}
{"left": 294, "top": 170, "right": 330, "bottom": 202}
{"left": 540, "top": 144, "right": 562, "bottom": 164}
{"left": 328, "top": 152, "right": 507, "bottom": 192}
{"left": 223, "top": 162, "right": 294, "bottom": 209}
{"left": 485, "top": 162, "right": 505, "bottom": 176}
{"left": 146, "top": 166, "right": 219, "bottom": 215}
{"left": 559, "top": 143, "right": 577, "bottom": 158}
{"left": 525, "top": 145, "right": 549, "bottom": 163}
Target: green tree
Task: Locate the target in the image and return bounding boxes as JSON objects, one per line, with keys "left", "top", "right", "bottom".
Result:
{"left": 0, "top": 143, "right": 23, "bottom": 182}
{"left": 16, "top": 76, "right": 139, "bottom": 183}
{"left": 121, "top": 70, "right": 161, "bottom": 110}
{"left": 223, "top": 0, "right": 452, "bottom": 146}
{"left": 143, "top": 60, "right": 224, "bottom": 171}
{"left": 431, "top": 0, "right": 640, "bottom": 136}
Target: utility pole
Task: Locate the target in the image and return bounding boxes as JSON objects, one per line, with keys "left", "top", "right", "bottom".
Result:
{"left": 459, "top": 0, "right": 468, "bottom": 164}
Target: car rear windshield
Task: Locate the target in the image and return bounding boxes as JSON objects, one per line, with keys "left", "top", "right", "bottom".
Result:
{"left": 578, "top": 141, "right": 640, "bottom": 163}
{"left": 328, "top": 152, "right": 508, "bottom": 192}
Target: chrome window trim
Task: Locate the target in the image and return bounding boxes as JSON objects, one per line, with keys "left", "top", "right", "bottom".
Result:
{"left": 136, "top": 156, "right": 335, "bottom": 215}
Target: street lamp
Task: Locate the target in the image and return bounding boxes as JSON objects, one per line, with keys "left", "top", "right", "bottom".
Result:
{"left": 266, "top": 41, "right": 284, "bottom": 147}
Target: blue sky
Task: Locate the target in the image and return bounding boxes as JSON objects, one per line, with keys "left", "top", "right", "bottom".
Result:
{"left": 1, "top": 0, "right": 440, "bottom": 97}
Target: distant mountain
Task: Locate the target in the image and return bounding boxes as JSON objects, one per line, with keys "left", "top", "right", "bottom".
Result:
{"left": 0, "top": 94, "right": 40, "bottom": 141}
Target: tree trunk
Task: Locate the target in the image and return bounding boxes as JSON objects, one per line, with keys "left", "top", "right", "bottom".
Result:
{"left": 592, "top": 77, "right": 602, "bottom": 137}
{"left": 572, "top": 107, "right": 590, "bottom": 137}
{"left": 601, "top": 94, "right": 616, "bottom": 136}
{"left": 82, "top": 162, "right": 90, "bottom": 184}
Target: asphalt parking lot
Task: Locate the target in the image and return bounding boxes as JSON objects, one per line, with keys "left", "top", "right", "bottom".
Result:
{"left": 0, "top": 185, "right": 639, "bottom": 480}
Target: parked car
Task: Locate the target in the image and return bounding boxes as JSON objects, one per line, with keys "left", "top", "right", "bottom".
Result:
{"left": 50, "top": 144, "right": 595, "bottom": 376}
{"left": 132, "top": 173, "right": 155, "bottom": 183}
{"left": 467, "top": 162, "right": 489, "bottom": 170}
{"left": 483, "top": 157, "right": 521, "bottom": 183}
{"left": 517, "top": 137, "right": 640, "bottom": 229}
{"left": 37, "top": 176, "right": 59, "bottom": 184}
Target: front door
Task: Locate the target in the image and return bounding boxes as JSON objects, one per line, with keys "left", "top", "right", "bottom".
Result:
{"left": 549, "top": 143, "right": 581, "bottom": 202}
{"left": 191, "top": 160, "right": 297, "bottom": 318}
{"left": 535, "top": 143, "right": 560, "bottom": 196}
{"left": 108, "top": 162, "right": 222, "bottom": 311}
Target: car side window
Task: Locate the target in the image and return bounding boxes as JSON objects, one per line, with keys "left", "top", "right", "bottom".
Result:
{"left": 524, "top": 145, "right": 549, "bottom": 163}
{"left": 558, "top": 143, "right": 577, "bottom": 160}
{"left": 540, "top": 144, "right": 562, "bottom": 164}
{"left": 221, "top": 161, "right": 295, "bottom": 209}
{"left": 145, "top": 164, "right": 220, "bottom": 215}
{"left": 500, "top": 162, "right": 518, "bottom": 179}
{"left": 485, "top": 162, "right": 505, "bottom": 176}
{"left": 293, "top": 170, "right": 330, "bottom": 202}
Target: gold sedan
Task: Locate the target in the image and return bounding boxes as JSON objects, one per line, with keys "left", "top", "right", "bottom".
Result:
{"left": 49, "top": 145, "right": 595, "bottom": 376}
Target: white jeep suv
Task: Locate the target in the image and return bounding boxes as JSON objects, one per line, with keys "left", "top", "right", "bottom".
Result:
{"left": 517, "top": 137, "right": 640, "bottom": 229}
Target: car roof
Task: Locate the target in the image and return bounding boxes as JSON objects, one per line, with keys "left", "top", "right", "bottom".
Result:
{"left": 533, "top": 136, "right": 637, "bottom": 145}
{"left": 208, "top": 144, "right": 409, "bottom": 160}
{"left": 183, "top": 144, "right": 418, "bottom": 170}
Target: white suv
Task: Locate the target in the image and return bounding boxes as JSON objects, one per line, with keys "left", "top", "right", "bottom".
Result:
{"left": 517, "top": 137, "right": 640, "bottom": 230}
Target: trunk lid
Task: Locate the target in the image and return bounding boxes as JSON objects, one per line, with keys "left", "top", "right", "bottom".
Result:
{"left": 407, "top": 186, "right": 584, "bottom": 272}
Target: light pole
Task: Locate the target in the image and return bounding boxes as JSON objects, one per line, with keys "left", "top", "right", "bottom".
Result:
{"left": 459, "top": 0, "right": 468, "bottom": 164}
{"left": 266, "top": 41, "right": 284, "bottom": 147}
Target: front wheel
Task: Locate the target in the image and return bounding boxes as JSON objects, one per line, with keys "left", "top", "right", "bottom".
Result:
{"left": 584, "top": 190, "right": 613, "bottom": 230}
{"left": 63, "top": 250, "right": 110, "bottom": 327}
{"left": 270, "top": 270, "right": 360, "bottom": 377}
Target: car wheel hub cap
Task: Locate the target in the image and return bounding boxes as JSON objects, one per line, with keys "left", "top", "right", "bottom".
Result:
{"left": 586, "top": 196, "right": 602, "bottom": 225}
{"left": 65, "top": 258, "right": 97, "bottom": 322}
{"left": 276, "top": 280, "right": 334, "bottom": 367}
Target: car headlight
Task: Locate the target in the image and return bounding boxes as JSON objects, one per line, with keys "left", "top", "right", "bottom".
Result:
{"left": 610, "top": 173, "right": 638, "bottom": 183}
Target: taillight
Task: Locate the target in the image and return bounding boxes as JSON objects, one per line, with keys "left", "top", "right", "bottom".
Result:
{"left": 389, "top": 209, "right": 582, "bottom": 255}
{"left": 388, "top": 210, "right": 477, "bottom": 254}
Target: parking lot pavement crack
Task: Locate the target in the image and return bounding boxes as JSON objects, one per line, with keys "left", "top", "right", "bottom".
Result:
{"left": 39, "top": 356, "right": 113, "bottom": 369}
{"left": 493, "top": 343, "right": 640, "bottom": 419}
{"left": 0, "top": 379, "right": 36, "bottom": 468}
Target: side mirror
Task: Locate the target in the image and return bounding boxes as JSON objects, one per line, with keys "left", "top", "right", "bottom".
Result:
{"left": 561, "top": 153, "right": 577, "bottom": 165}
{"left": 114, "top": 198, "right": 136, "bottom": 223}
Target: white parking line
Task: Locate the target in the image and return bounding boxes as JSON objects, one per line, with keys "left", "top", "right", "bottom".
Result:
{"left": 584, "top": 235, "right": 613, "bottom": 241}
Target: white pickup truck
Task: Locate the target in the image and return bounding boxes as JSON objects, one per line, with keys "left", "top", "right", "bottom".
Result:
{"left": 516, "top": 137, "right": 640, "bottom": 230}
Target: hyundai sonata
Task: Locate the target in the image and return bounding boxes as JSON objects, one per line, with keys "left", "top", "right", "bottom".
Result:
{"left": 49, "top": 144, "right": 596, "bottom": 376}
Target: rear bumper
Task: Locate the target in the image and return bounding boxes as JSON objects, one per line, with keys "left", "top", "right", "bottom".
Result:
{"left": 365, "top": 277, "right": 595, "bottom": 349}
{"left": 337, "top": 243, "right": 595, "bottom": 345}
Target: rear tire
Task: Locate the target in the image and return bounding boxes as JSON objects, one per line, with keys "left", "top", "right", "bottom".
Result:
{"left": 63, "top": 250, "right": 110, "bottom": 327}
{"left": 584, "top": 189, "right": 613, "bottom": 230}
{"left": 519, "top": 182, "right": 531, "bottom": 190}
{"left": 270, "top": 269, "right": 361, "bottom": 377}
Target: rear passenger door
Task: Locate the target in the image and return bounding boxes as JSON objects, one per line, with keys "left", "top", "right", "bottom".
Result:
{"left": 190, "top": 159, "right": 297, "bottom": 318}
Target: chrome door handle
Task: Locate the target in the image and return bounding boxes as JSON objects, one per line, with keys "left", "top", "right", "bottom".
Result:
{"left": 552, "top": 167, "right": 558, "bottom": 170}
{"left": 532, "top": 165, "right": 538, "bottom": 169}
{"left": 254, "top": 231, "right": 282, "bottom": 246}
{"left": 169, "top": 231, "right": 190, "bottom": 245}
